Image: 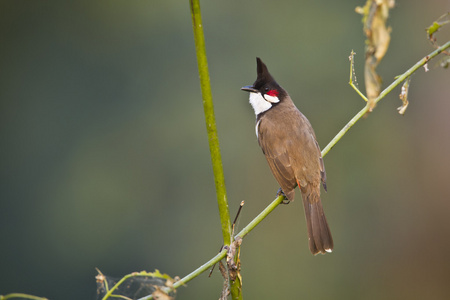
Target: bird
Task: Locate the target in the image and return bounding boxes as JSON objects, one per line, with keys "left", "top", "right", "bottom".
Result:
{"left": 241, "top": 57, "right": 333, "bottom": 255}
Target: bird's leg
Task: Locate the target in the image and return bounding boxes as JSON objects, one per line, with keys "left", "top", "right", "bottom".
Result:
{"left": 277, "top": 187, "right": 290, "bottom": 204}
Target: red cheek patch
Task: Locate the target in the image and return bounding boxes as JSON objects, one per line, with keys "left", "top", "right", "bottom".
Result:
{"left": 267, "top": 89, "right": 279, "bottom": 97}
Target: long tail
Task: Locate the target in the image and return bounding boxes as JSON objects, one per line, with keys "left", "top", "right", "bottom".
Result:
{"left": 301, "top": 188, "right": 333, "bottom": 255}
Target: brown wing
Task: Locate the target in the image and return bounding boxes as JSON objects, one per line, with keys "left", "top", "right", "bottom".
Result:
{"left": 313, "top": 136, "right": 327, "bottom": 191}
{"left": 257, "top": 107, "right": 326, "bottom": 199}
{"left": 257, "top": 117, "right": 297, "bottom": 200}
{"left": 287, "top": 112, "right": 325, "bottom": 191}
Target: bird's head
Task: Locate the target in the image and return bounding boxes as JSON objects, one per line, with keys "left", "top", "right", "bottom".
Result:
{"left": 241, "top": 57, "right": 286, "bottom": 115}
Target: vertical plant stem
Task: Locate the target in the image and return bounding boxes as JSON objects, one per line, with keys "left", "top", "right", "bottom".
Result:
{"left": 189, "top": 0, "right": 232, "bottom": 246}
{"left": 190, "top": 1, "right": 242, "bottom": 298}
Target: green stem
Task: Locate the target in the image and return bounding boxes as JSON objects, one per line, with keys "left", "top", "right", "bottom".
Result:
{"left": 235, "top": 195, "right": 285, "bottom": 239}
{"left": 189, "top": 0, "right": 232, "bottom": 246}
{"left": 0, "top": 294, "right": 47, "bottom": 300}
{"left": 190, "top": 0, "right": 241, "bottom": 298}
{"left": 349, "top": 50, "right": 369, "bottom": 102}
{"left": 174, "top": 248, "right": 228, "bottom": 289}
{"left": 321, "top": 40, "right": 450, "bottom": 157}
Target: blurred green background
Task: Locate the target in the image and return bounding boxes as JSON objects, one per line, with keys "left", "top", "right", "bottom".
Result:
{"left": 1, "top": 1, "right": 450, "bottom": 299}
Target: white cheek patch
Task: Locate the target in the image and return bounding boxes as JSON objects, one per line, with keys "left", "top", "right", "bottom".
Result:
{"left": 263, "top": 94, "right": 280, "bottom": 103}
{"left": 249, "top": 92, "right": 272, "bottom": 115}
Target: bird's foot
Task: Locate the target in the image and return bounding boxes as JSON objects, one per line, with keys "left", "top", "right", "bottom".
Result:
{"left": 276, "top": 188, "right": 290, "bottom": 204}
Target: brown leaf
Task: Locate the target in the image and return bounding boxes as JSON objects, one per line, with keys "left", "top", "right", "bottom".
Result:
{"left": 365, "top": 56, "right": 383, "bottom": 111}
{"left": 152, "top": 287, "right": 174, "bottom": 300}
{"left": 398, "top": 77, "right": 411, "bottom": 115}
{"left": 357, "top": 0, "right": 394, "bottom": 111}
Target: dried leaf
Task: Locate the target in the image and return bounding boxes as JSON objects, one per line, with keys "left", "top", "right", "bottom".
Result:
{"left": 371, "top": 0, "right": 394, "bottom": 62}
{"left": 365, "top": 56, "right": 383, "bottom": 111}
{"left": 356, "top": 0, "right": 395, "bottom": 111}
{"left": 398, "top": 77, "right": 411, "bottom": 115}
{"left": 152, "top": 287, "right": 175, "bottom": 300}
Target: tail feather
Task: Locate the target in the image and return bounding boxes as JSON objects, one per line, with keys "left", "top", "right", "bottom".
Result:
{"left": 301, "top": 190, "right": 333, "bottom": 255}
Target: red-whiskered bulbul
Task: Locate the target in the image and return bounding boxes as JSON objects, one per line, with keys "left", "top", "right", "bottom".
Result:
{"left": 241, "top": 57, "right": 333, "bottom": 255}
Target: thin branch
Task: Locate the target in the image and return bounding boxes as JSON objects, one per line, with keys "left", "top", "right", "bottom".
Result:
{"left": 173, "top": 248, "right": 228, "bottom": 289}
{"left": 0, "top": 294, "right": 48, "bottom": 300}
{"left": 234, "top": 195, "right": 285, "bottom": 239}
{"left": 349, "top": 50, "right": 369, "bottom": 102}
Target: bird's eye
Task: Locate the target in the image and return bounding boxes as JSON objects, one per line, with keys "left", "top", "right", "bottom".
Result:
{"left": 264, "top": 87, "right": 269, "bottom": 92}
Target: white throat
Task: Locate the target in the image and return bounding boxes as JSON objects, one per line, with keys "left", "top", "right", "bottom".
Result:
{"left": 249, "top": 92, "right": 279, "bottom": 115}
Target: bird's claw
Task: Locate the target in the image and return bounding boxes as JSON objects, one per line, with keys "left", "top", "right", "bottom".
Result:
{"left": 276, "top": 188, "right": 290, "bottom": 204}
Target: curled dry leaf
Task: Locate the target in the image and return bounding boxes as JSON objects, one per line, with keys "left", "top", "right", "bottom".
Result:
{"left": 398, "top": 77, "right": 411, "bottom": 115}
{"left": 364, "top": 58, "right": 382, "bottom": 110}
{"left": 356, "top": 0, "right": 395, "bottom": 111}
{"left": 152, "top": 287, "right": 174, "bottom": 300}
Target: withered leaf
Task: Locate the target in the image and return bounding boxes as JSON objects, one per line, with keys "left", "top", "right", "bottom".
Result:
{"left": 356, "top": 0, "right": 395, "bottom": 111}
{"left": 398, "top": 77, "right": 411, "bottom": 115}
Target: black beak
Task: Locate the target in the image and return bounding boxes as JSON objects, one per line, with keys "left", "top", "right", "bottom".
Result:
{"left": 241, "top": 85, "right": 258, "bottom": 93}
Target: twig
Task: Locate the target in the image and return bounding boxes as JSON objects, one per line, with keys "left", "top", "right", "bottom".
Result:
{"left": 0, "top": 294, "right": 48, "bottom": 300}
{"left": 349, "top": 50, "right": 369, "bottom": 102}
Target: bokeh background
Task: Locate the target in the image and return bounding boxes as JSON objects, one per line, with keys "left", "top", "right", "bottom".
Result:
{"left": 1, "top": 1, "right": 450, "bottom": 299}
